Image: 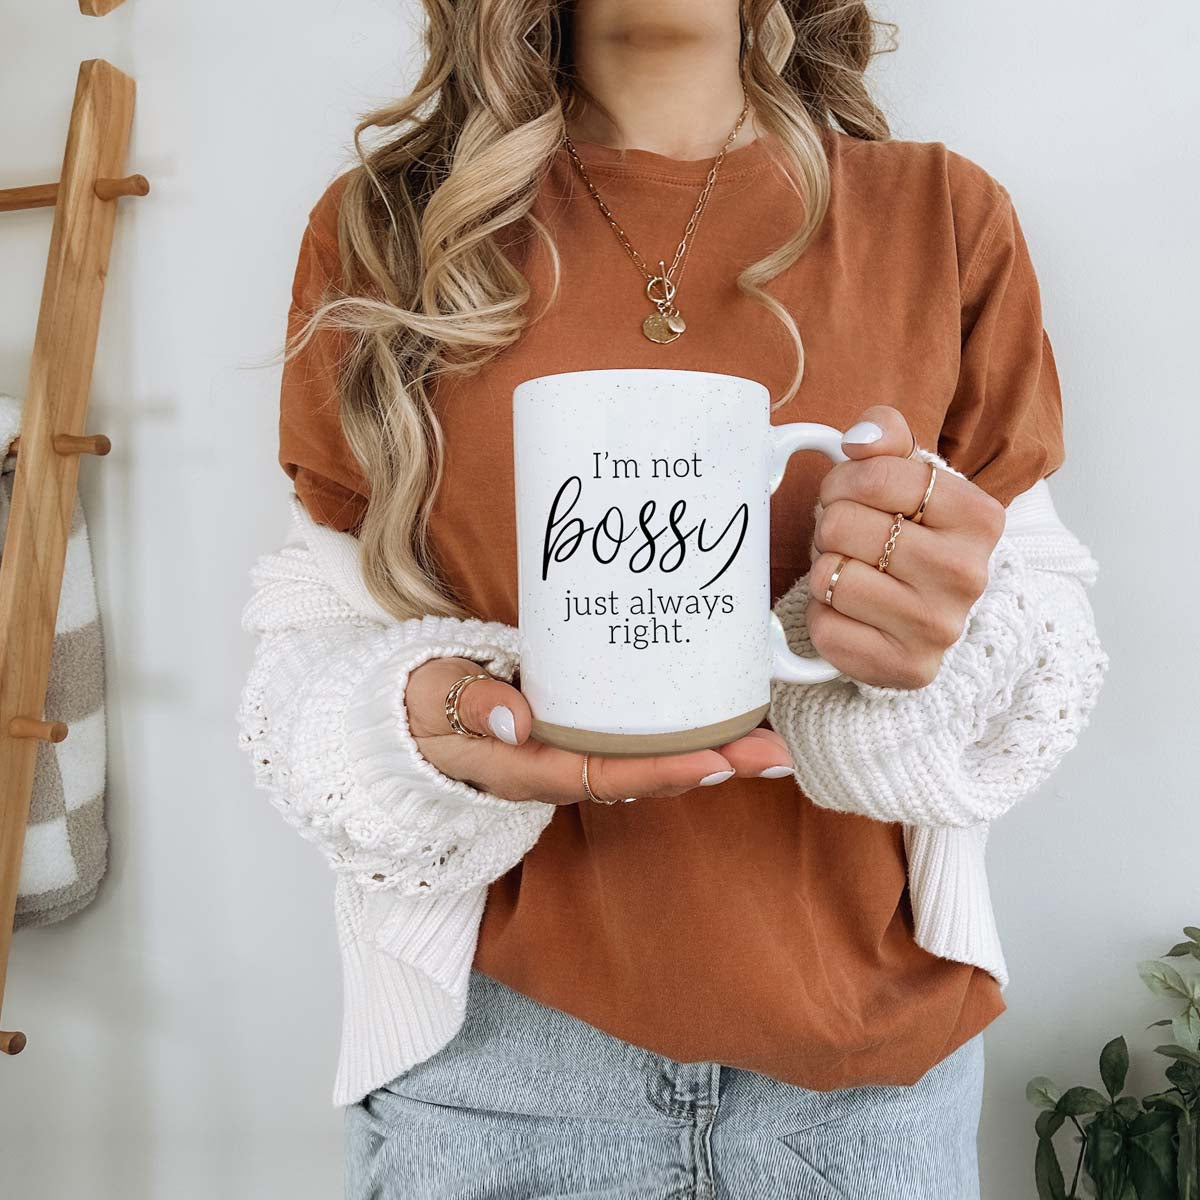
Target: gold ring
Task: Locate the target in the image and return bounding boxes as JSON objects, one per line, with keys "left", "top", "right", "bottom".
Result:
{"left": 906, "top": 429, "right": 919, "bottom": 459}
{"left": 582, "top": 754, "right": 635, "bottom": 805}
{"left": 877, "top": 512, "right": 905, "bottom": 573}
{"left": 907, "top": 463, "right": 937, "bottom": 525}
{"left": 824, "top": 555, "right": 850, "bottom": 606}
{"left": 444, "top": 672, "right": 490, "bottom": 737}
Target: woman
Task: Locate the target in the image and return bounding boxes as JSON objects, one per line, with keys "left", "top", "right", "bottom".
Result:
{"left": 238, "top": 1, "right": 1107, "bottom": 1195}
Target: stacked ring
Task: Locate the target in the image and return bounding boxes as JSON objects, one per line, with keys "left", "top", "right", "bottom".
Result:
{"left": 444, "top": 672, "right": 491, "bottom": 737}
{"left": 908, "top": 462, "right": 937, "bottom": 525}
{"left": 877, "top": 512, "right": 905, "bottom": 573}
{"left": 824, "top": 459, "right": 934, "bottom": 592}
{"left": 824, "top": 555, "right": 850, "bottom": 606}
{"left": 582, "top": 754, "right": 636, "bottom": 805}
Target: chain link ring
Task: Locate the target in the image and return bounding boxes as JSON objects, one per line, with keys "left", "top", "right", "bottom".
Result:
{"left": 877, "top": 513, "right": 906, "bottom": 573}
{"left": 444, "top": 673, "right": 490, "bottom": 737}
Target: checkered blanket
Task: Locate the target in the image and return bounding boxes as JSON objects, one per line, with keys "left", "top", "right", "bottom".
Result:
{"left": 0, "top": 393, "right": 108, "bottom": 928}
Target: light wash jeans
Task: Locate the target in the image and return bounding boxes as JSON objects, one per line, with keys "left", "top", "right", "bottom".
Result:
{"left": 345, "top": 968, "right": 984, "bottom": 1199}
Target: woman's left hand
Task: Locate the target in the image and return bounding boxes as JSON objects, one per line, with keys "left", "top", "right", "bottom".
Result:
{"left": 807, "top": 405, "right": 1007, "bottom": 690}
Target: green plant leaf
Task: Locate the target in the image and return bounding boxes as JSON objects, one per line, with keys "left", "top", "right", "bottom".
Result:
{"left": 1035, "top": 1134, "right": 1068, "bottom": 1200}
{"left": 1036, "top": 1109, "right": 1067, "bottom": 1139}
{"left": 1140, "top": 960, "right": 1192, "bottom": 999}
{"left": 1147, "top": 1019, "right": 1174, "bottom": 1030}
{"left": 1058, "top": 1086, "right": 1111, "bottom": 1116}
{"left": 1144, "top": 1090, "right": 1187, "bottom": 1113}
{"left": 1166, "top": 1059, "right": 1200, "bottom": 1093}
{"left": 1129, "top": 1145, "right": 1176, "bottom": 1200}
{"left": 1129, "top": 1108, "right": 1178, "bottom": 1139}
{"left": 1029, "top": 1076, "right": 1064, "bottom": 1110}
{"left": 1175, "top": 1008, "right": 1200, "bottom": 1054}
{"left": 1183, "top": 927, "right": 1200, "bottom": 942}
{"left": 1168, "top": 942, "right": 1196, "bottom": 957}
{"left": 1157, "top": 1045, "right": 1200, "bottom": 1067}
{"left": 1128, "top": 1110, "right": 1178, "bottom": 1200}
{"left": 1113, "top": 1096, "right": 1142, "bottom": 1122}
{"left": 1100, "top": 1036, "right": 1130, "bottom": 1099}
{"left": 1085, "top": 1117, "right": 1125, "bottom": 1185}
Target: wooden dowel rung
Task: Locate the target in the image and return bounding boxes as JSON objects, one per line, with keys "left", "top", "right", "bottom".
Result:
{"left": 94, "top": 173, "right": 149, "bottom": 201}
{"left": 54, "top": 433, "right": 112, "bottom": 456}
{"left": 0, "top": 172, "right": 148, "bottom": 213}
{"left": 8, "top": 717, "right": 68, "bottom": 743}
{"left": 0, "top": 1031, "right": 27, "bottom": 1056}
{"left": 0, "top": 183, "right": 59, "bottom": 213}
{"left": 8, "top": 433, "right": 112, "bottom": 457}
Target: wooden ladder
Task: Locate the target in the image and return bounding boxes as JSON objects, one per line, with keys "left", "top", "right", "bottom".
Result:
{"left": 0, "top": 55, "right": 147, "bottom": 1058}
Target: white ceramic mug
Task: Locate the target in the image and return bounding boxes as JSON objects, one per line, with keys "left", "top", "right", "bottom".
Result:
{"left": 512, "top": 367, "right": 848, "bottom": 756}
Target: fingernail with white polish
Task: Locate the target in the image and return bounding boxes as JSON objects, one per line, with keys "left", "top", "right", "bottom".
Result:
{"left": 842, "top": 421, "right": 883, "bottom": 445}
{"left": 759, "top": 765, "right": 795, "bottom": 779}
{"left": 699, "top": 769, "right": 736, "bottom": 787}
{"left": 487, "top": 705, "right": 518, "bottom": 745}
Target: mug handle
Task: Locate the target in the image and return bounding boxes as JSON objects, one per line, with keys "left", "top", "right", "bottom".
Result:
{"left": 767, "top": 422, "right": 850, "bottom": 685}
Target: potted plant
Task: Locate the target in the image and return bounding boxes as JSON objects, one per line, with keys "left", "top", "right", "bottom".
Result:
{"left": 1027, "top": 925, "right": 1200, "bottom": 1199}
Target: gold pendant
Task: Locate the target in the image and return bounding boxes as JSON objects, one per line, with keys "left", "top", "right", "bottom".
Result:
{"left": 643, "top": 310, "right": 681, "bottom": 344}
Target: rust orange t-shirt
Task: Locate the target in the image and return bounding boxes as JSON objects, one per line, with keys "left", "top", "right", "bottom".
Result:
{"left": 277, "top": 126, "right": 1065, "bottom": 1089}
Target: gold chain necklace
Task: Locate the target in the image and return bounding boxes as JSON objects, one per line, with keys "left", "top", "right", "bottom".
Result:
{"left": 561, "top": 94, "right": 751, "bottom": 344}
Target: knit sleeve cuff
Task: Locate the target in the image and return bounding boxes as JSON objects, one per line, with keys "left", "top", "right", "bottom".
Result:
{"left": 342, "top": 615, "right": 556, "bottom": 895}
{"left": 769, "top": 461, "right": 1108, "bottom": 827}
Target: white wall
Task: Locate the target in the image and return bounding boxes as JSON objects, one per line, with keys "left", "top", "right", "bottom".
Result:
{"left": 0, "top": 2, "right": 1195, "bottom": 1197}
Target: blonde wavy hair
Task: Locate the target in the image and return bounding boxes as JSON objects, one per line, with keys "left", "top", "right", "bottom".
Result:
{"left": 285, "top": 0, "right": 893, "bottom": 622}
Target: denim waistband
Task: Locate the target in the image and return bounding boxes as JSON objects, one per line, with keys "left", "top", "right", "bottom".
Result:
{"left": 347, "top": 968, "right": 985, "bottom": 1200}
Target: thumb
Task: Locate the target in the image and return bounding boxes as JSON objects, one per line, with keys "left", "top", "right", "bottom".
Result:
{"left": 406, "top": 657, "right": 532, "bottom": 745}
{"left": 454, "top": 673, "right": 532, "bottom": 746}
{"left": 840, "top": 404, "right": 915, "bottom": 461}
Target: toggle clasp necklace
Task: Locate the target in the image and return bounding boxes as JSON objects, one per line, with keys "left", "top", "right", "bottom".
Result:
{"left": 561, "top": 89, "right": 750, "bottom": 345}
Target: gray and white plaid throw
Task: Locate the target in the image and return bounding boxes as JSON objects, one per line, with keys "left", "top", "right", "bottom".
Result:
{"left": 0, "top": 393, "right": 108, "bottom": 928}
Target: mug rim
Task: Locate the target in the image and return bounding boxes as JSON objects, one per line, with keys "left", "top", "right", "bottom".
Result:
{"left": 513, "top": 366, "right": 770, "bottom": 400}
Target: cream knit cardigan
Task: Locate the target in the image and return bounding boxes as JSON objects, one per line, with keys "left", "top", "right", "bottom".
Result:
{"left": 236, "top": 448, "right": 1106, "bottom": 1106}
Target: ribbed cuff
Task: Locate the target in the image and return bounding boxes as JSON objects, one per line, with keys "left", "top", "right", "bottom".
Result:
{"left": 345, "top": 615, "right": 526, "bottom": 815}
{"left": 363, "top": 884, "right": 486, "bottom": 999}
{"left": 904, "top": 824, "right": 1008, "bottom": 987}
{"left": 786, "top": 684, "right": 1011, "bottom": 827}
{"left": 332, "top": 898, "right": 477, "bottom": 1106}
{"left": 340, "top": 615, "right": 556, "bottom": 895}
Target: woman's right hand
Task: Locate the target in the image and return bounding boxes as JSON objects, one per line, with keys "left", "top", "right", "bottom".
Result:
{"left": 405, "top": 657, "right": 796, "bottom": 805}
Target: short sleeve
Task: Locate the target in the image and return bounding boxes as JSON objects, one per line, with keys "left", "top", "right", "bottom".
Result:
{"left": 278, "top": 179, "right": 371, "bottom": 534}
{"left": 938, "top": 187, "right": 1066, "bottom": 507}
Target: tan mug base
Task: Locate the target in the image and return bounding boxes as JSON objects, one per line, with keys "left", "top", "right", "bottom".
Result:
{"left": 530, "top": 704, "right": 770, "bottom": 757}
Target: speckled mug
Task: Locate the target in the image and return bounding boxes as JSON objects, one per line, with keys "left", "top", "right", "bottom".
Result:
{"left": 512, "top": 368, "right": 848, "bottom": 757}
